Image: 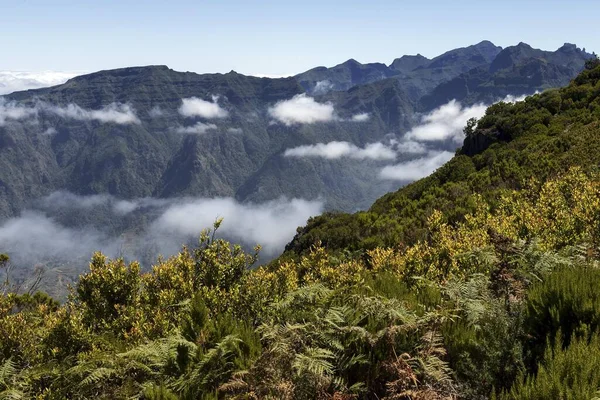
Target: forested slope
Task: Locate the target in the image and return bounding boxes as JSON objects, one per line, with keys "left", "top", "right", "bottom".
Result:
{"left": 286, "top": 59, "right": 600, "bottom": 256}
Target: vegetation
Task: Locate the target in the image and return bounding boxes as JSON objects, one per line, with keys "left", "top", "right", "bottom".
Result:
{"left": 1, "top": 64, "right": 600, "bottom": 399}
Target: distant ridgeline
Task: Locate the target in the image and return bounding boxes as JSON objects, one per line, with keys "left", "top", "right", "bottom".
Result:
{"left": 0, "top": 41, "right": 593, "bottom": 217}
{"left": 0, "top": 41, "right": 595, "bottom": 293}
{"left": 1, "top": 62, "right": 600, "bottom": 399}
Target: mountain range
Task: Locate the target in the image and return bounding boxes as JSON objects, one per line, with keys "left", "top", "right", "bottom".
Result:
{"left": 0, "top": 41, "right": 594, "bottom": 280}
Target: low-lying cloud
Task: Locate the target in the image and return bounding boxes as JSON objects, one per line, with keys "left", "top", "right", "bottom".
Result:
{"left": 379, "top": 151, "right": 454, "bottom": 181}
{"left": 393, "top": 139, "right": 428, "bottom": 154}
{"left": 0, "top": 98, "right": 141, "bottom": 126}
{"left": 0, "top": 193, "right": 323, "bottom": 279}
{"left": 148, "top": 106, "right": 164, "bottom": 118}
{"left": 284, "top": 141, "right": 396, "bottom": 160}
{"left": 179, "top": 96, "right": 228, "bottom": 119}
{"left": 0, "top": 71, "right": 81, "bottom": 95}
{"left": 153, "top": 197, "right": 323, "bottom": 253}
{"left": 405, "top": 94, "right": 532, "bottom": 144}
{"left": 406, "top": 100, "right": 488, "bottom": 143}
{"left": 351, "top": 112, "right": 370, "bottom": 122}
{"left": 175, "top": 121, "right": 218, "bottom": 134}
{"left": 0, "top": 211, "right": 115, "bottom": 268}
{"left": 268, "top": 94, "right": 336, "bottom": 125}
{"left": 312, "top": 80, "right": 334, "bottom": 95}
{"left": 46, "top": 103, "right": 141, "bottom": 124}
{"left": 0, "top": 98, "right": 38, "bottom": 125}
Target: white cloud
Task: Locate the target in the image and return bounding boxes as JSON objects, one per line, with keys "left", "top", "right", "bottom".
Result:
{"left": 284, "top": 141, "right": 396, "bottom": 160}
{"left": 0, "top": 211, "right": 116, "bottom": 266}
{"left": 175, "top": 121, "right": 218, "bottom": 134}
{"left": 153, "top": 197, "right": 323, "bottom": 254}
{"left": 0, "top": 98, "right": 38, "bottom": 126}
{"left": 42, "top": 127, "right": 57, "bottom": 135}
{"left": 393, "top": 139, "right": 428, "bottom": 154}
{"left": 45, "top": 102, "right": 141, "bottom": 124}
{"left": 268, "top": 94, "right": 336, "bottom": 125}
{"left": 406, "top": 100, "right": 487, "bottom": 143}
{"left": 405, "top": 93, "right": 533, "bottom": 144}
{"left": 227, "top": 127, "right": 243, "bottom": 134}
{"left": 312, "top": 80, "right": 334, "bottom": 95}
{"left": 351, "top": 112, "right": 370, "bottom": 122}
{"left": 0, "top": 192, "right": 323, "bottom": 272}
{"left": 148, "top": 106, "right": 164, "bottom": 118}
{"left": 179, "top": 96, "right": 228, "bottom": 119}
{"left": 0, "top": 71, "right": 81, "bottom": 95}
{"left": 0, "top": 99, "right": 141, "bottom": 126}
{"left": 379, "top": 151, "right": 454, "bottom": 181}
{"left": 503, "top": 93, "right": 533, "bottom": 103}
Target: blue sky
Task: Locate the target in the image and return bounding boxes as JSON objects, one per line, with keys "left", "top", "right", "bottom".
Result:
{"left": 1, "top": 0, "right": 598, "bottom": 76}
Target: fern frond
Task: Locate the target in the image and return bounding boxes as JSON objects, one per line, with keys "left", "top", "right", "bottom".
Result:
{"left": 0, "top": 389, "right": 25, "bottom": 400}
{"left": 292, "top": 347, "right": 335, "bottom": 378}
{"left": 79, "top": 367, "right": 117, "bottom": 387}
{"left": 0, "top": 359, "right": 17, "bottom": 388}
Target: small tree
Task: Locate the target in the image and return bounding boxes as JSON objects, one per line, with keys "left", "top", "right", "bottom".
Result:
{"left": 584, "top": 56, "right": 600, "bottom": 70}
{"left": 463, "top": 117, "right": 478, "bottom": 137}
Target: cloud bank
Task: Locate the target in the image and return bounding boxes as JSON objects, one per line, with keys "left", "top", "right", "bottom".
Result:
{"left": 379, "top": 151, "right": 454, "bottom": 181}
{"left": 0, "top": 193, "right": 323, "bottom": 276}
{"left": 153, "top": 197, "right": 323, "bottom": 253}
{"left": 0, "top": 99, "right": 141, "bottom": 126}
{"left": 406, "top": 100, "right": 488, "bottom": 143}
{"left": 392, "top": 139, "right": 428, "bottom": 154}
{"left": 0, "top": 98, "right": 38, "bottom": 125}
{"left": 268, "top": 94, "right": 336, "bottom": 125}
{"left": 405, "top": 94, "right": 532, "bottom": 144}
{"left": 46, "top": 103, "right": 141, "bottom": 124}
{"left": 179, "top": 96, "right": 228, "bottom": 119}
{"left": 0, "top": 211, "right": 115, "bottom": 267}
{"left": 0, "top": 71, "right": 81, "bottom": 95}
{"left": 284, "top": 141, "right": 396, "bottom": 160}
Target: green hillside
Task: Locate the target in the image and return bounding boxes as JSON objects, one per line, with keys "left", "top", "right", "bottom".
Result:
{"left": 286, "top": 58, "right": 600, "bottom": 256}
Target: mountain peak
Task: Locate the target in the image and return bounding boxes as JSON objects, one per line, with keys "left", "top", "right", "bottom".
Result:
{"left": 557, "top": 43, "right": 579, "bottom": 52}
{"left": 341, "top": 58, "right": 362, "bottom": 67}
{"left": 516, "top": 41, "right": 533, "bottom": 49}
{"left": 474, "top": 40, "right": 498, "bottom": 49}
{"left": 389, "top": 54, "right": 431, "bottom": 72}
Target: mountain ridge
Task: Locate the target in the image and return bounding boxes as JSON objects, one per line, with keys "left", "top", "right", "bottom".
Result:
{"left": 0, "top": 41, "right": 595, "bottom": 275}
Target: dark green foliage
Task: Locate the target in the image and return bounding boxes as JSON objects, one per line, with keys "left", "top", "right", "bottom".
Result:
{"left": 464, "top": 117, "right": 478, "bottom": 137}
{"left": 523, "top": 265, "right": 600, "bottom": 368}
{"left": 500, "top": 333, "right": 600, "bottom": 400}
{"left": 143, "top": 384, "right": 179, "bottom": 400}
{"left": 443, "top": 301, "right": 524, "bottom": 398}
